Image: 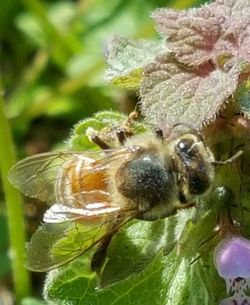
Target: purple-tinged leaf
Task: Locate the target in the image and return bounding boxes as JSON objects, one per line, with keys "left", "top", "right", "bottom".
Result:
{"left": 105, "top": 35, "right": 165, "bottom": 89}
{"left": 152, "top": 0, "right": 250, "bottom": 66}
{"left": 213, "top": 0, "right": 250, "bottom": 63}
{"left": 152, "top": 6, "right": 222, "bottom": 66}
{"left": 140, "top": 54, "right": 240, "bottom": 130}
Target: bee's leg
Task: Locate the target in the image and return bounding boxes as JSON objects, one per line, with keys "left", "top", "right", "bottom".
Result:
{"left": 91, "top": 215, "right": 125, "bottom": 274}
{"left": 115, "top": 111, "right": 139, "bottom": 145}
{"left": 154, "top": 128, "right": 164, "bottom": 139}
{"left": 178, "top": 202, "right": 196, "bottom": 209}
{"left": 116, "top": 129, "right": 127, "bottom": 145}
{"left": 91, "top": 234, "right": 113, "bottom": 274}
{"left": 90, "top": 134, "right": 111, "bottom": 150}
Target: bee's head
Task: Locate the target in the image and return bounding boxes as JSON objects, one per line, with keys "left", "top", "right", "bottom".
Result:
{"left": 173, "top": 132, "right": 215, "bottom": 203}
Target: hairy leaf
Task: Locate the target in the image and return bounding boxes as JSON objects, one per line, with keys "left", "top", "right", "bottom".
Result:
{"left": 68, "top": 110, "right": 149, "bottom": 151}
{"left": 140, "top": 54, "right": 240, "bottom": 130}
{"left": 44, "top": 251, "right": 167, "bottom": 305}
{"left": 44, "top": 184, "right": 232, "bottom": 305}
{"left": 21, "top": 298, "right": 46, "bottom": 305}
{"left": 152, "top": 0, "right": 250, "bottom": 66}
{"left": 152, "top": 6, "right": 222, "bottom": 66}
{"left": 99, "top": 210, "right": 193, "bottom": 287}
{"left": 105, "top": 36, "right": 165, "bottom": 88}
{"left": 235, "top": 81, "right": 250, "bottom": 118}
{"left": 43, "top": 208, "right": 225, "bottom": 305}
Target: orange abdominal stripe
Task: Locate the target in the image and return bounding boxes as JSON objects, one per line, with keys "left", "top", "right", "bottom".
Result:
{"left": 57, "top": 157, "right": 110, "bottom": 207}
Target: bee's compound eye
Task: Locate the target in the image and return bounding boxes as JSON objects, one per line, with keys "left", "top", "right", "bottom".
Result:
{"left": 115, "top": 154, "right": 172, "bottom": 203}
{"left": 177, "top": 139, "right": 194, "bottom": 152}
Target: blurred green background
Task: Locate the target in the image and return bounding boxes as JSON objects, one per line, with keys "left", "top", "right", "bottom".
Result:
{"left": 0, "top": 0, "right": 207, "bottom": 302}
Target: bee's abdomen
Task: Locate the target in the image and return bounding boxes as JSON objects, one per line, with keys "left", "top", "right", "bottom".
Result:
{"left": 115, "top": 154, "right": 172, "bottom": 206}
{"left": 56, "top": 157, "right": 109, "bottom": 207}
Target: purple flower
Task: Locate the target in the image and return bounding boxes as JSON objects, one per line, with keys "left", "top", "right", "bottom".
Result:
{"left": 214, "top": 236, "right": 250, "bottom": 305}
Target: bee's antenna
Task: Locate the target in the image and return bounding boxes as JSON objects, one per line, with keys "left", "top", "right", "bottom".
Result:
{"left": 212, "top": 150, "right": 243, "bottom": 166}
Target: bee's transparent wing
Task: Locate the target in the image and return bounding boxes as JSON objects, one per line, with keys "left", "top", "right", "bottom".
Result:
{"left": 8, "top": 149, "right": 132, "bottom": 206}
{"left": 26, "top": 207, "right": 138, "bottom": 272}
{"left": 43, "top": 203, "right": 121, "bottom": 223}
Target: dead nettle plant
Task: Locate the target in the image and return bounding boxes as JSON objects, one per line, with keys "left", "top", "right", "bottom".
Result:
{"left": 30, "top": 1, "right": 250, "bottom": 305}
{"left": 106, "top": 0, "right": 250, "bottom": 131}
{"left": 105, "top": 1, "right": 250, "bottom": 305}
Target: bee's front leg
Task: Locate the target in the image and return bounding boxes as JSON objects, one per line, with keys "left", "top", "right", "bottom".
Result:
{"left": 90, "top": 134, "right": 111, "bottom": 150}
{"left": 116, "top": 129, "right": 127, "bottom": 145}
{"left": 90, "top": 234, "right": 114, "bottom": 274}
{"left": 154, "top": 128, "right": 164, "bottom": 140}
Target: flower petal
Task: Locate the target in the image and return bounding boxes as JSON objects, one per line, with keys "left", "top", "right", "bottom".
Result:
{"left": 214, "top": 236, "right": 250, "bottom": 278}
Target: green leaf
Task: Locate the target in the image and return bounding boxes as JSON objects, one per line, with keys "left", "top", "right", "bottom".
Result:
{"left": 43, "top": 184, "right": 234, "bottom": 305}
{"left": 44, "top": 250, "right": 167, "bottom": 305}
{"left": 21, "top": 297, "right": 46, "bottom": 305}
{"left": 105, "top": 36, "right": 164, "bottom": 89}
{"left": 68, "top": 111, "right": 150, "bottom": 151}
{"left": 99, "top": 210, "right": 193, "bottom": 287}
{"left": 43, "top": 203, "right": 225, "bottom": 305}
{"left": 235, "top": 81, "right": 250, "bottom": 118}
{"left": 68, "top": 111, "right": 124, "bottom": 151}
{"left": 44, "top": 243, "right": 225, "bottom": 305}
{"left": 26, "top": 219, "right": 115, "bottom": 273}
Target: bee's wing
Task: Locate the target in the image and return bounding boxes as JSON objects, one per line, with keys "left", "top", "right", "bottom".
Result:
{"left": 43, "top": 202, "right": 121, "bottom": 223}
{"left": 8, "top": 149, "right": 133, "bottom": 205}
{"left": 26, "top": 206, "right": 138, "bottom": 272}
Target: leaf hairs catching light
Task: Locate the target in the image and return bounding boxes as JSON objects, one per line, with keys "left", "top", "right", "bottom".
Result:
{"left": 106, "top": 0, "right": 250, "bottom": 131}
{"left": 141, "top": 0, "right": 250, "bottom": 130}
{"left": 105, "top": 35, "right": 165, "bottom": 89}
{"left": 152, "top": 0, "right": 250, "bottom": 66}
{"left": 140, "top": 54, "right": 241, "bottom": 130}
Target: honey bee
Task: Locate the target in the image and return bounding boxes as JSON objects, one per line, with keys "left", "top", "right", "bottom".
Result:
{"left": 8, "top": 128, "right": 215, "bottom": 273}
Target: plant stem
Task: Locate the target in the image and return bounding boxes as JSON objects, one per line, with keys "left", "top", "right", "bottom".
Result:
{"left": 0, "top": 81, "right": 31, "bottom": 301}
